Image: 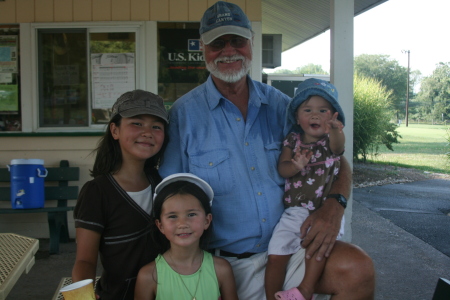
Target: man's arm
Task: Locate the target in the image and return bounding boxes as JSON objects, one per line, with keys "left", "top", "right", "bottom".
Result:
{"left": 159, "top": 112, "right": 186, "bottom": 177}
{"left": 300, "top": 155, "right": 351, "bottom": 261}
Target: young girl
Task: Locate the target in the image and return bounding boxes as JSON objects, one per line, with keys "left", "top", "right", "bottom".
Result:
{"left": 134, "top": 173, "right": 238, "bottom": 300}
{"left": 72, "top": 90, "right": 169, "bottom": 300}
{"left": 265, "top": 79, "right": 347, "bottom": 300}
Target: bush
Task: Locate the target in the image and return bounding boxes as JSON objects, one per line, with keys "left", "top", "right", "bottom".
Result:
{"left": 353, "top": 74, "right": 401, "bottom": 162}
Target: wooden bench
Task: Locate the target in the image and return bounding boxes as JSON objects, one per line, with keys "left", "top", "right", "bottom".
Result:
{"left": 0, "top": 160, "right": 79, "bottom": 254}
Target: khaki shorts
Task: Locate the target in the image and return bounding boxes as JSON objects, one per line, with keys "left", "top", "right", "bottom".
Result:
{"left": 220, "top": 249, "right": 330, "bottom": 300}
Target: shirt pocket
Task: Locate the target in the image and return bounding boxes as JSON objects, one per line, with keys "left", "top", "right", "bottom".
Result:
{"left": 189, "top": 149, "right": 234, "bottom": 196}
{"left": 264, "top": 141, "right": 284, "bottom": 184}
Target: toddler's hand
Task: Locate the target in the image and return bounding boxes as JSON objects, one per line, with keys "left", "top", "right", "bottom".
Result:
{"left": 326, "top": 112, "right": 344, "bottom": 133}
{"left": 291, "top": 149, "right": 313, "bottom": 171}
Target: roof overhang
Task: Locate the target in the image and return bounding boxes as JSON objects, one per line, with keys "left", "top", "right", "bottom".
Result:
{"left": 262, "top": 0, "right": 389, "bottom": 52}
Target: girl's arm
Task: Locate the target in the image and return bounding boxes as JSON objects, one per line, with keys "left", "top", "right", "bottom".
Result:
{"left": 327, "top": 112, "right": 345, "bottom": 155}
{"left": 214, "top": 257, "right": 239, "bottom": 300}
{"left": 135, "top": 262, "right": 157, "bottom": 300}
{"left": 72, "top": 228, "right": 100, "bottom": 282}
{"left": 278, "top": 146, "right": 312, "bottom": 178}
{"left": 72, "top": 228, "right": 100, "bottom": 283}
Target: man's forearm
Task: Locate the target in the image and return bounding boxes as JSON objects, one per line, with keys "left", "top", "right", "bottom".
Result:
{"left": 328, "top": 155, "right": 352, "bottom": 199}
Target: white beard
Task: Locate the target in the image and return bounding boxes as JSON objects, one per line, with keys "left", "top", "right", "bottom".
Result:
{"left": 206, "top": 54, "right": 252, "bottom": 83}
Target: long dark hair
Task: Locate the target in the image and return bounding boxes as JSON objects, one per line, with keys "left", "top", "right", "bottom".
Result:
{"left": 151, "top": 181, "right": 212, "bottom": 254}
{"left": 90, "top": 114, "right": 169, "bottom": 178}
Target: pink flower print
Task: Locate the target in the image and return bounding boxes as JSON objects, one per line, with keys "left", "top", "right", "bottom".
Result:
{"left": 301, "top": 168, "right": 308, "bottom": 176}
{"left": 307, "top": 178, "right": 315, "bottom": 185}
{"left": 325, "top": 157, "right": 335, "bottom": 168}
{"left": 285, "top": 195, "right": 292, "bottom": 203}
{"left": 315, "top": 168, "right": 324, "bottom": 176}
{"left": 325, "top": 175, "right": 330, "bottom": 183}
{"left": 310, "top": 156, "right": 317, "bottom": 163}
{"left": 293, "top": 181, "right": 302, "bottom": 188}
{"left": 301, "top": 201, "right": 315, "bottom": 211}
{"left": 283, "top": 140, "right": 290, "bottom": 146}
{"left": 315, "top": 186, "right": 324, "bottom": 198}
{"left": 285, "top": 180, "right": 291, "bottom": 191}
{"left": 334, "top": 167, "right": 339, "bottom": 176}
{"left": 317, "top": 139, "right": 326, "bottom": 146}
{"left": 315, "top": 150, "right": 322, "bottom": 159}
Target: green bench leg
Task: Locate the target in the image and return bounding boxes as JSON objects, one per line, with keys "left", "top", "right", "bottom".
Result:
{"left": 47, "top": 211, "right": 70, "bottom": 254}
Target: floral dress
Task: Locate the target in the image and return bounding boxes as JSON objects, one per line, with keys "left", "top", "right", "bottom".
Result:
{"left": 282, "top": 132, "right": 341, "bottom": 213}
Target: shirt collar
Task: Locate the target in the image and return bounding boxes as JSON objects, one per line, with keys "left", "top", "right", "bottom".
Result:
{"left": 205, "top": 75, "right": 267, "bottom": 110}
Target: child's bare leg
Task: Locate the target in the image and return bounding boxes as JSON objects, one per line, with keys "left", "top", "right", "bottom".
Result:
{"left": 298, "top": 251, "right": 327, "bottom": 300}
{"left": 265, "top": 254, "right": 292, "bottom": 300}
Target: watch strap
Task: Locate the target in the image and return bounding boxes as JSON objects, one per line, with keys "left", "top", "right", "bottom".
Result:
{"left": 328, "top": 193, "right": 347, "bottom": 209}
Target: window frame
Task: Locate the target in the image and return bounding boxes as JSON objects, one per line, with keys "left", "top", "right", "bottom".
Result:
{"left": 21, "top": 21, "right": 154, "bottom": 133}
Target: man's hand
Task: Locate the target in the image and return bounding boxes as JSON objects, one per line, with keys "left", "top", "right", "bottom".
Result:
{"left": 300, "top": 198, "right": 344, "bottom": 261}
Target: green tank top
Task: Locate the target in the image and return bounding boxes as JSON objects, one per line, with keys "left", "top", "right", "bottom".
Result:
{"left": 155, "top": 251, "right": 220, "bottom": 300}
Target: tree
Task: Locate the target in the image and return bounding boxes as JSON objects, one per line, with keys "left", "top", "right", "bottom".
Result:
{"left": 273, "top": 63, "right": 328, "bottom": 75}
{"left": 354, "top": 54, "right": 417, "bottom": 118}
{"left": 353, "top": 74, "right": 401, "bottom": 162}
{"left": 415, "top": 62, "right": 450, "bottom": 123}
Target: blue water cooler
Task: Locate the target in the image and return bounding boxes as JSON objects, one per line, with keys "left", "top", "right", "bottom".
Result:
{"left": 7, "top": 159, "right": 48, "bottom": 209}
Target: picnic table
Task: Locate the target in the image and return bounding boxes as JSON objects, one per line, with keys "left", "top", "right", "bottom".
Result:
{"left": 0, "top": 233, "right": 39, "bottom": 300}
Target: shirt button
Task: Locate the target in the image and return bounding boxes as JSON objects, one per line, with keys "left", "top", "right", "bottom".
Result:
{"left": 262, "top": 218, "right": 266, "bottom": 222}
{"left": 245, "top": 142, "right": 249, "bottom": 146}
{"left": 256, "top": 244, "right": 260, "bottom": 247}
{"left": 236, "top": 118, "right": 241, "bottom": 121}
{"left": 251, "top": 167, "right": 255, "bottom": 171}
{"left": 209, "top": 162, "right": 213, "bottom": 166}
{"left": 257, "top": 192, "right": 262, "bottom": 196}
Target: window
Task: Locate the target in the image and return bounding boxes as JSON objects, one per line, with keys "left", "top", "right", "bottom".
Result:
{"left": 33, "top": 23, "right": 141, "bottom": 131}
{"left": 0, "top": 25, "right": 20, "bottom": 131}
{"left": 157, "top": 23, "right": 208, "bottom": 105}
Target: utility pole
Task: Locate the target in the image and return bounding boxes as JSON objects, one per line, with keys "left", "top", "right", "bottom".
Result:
{"left": 402, "top": 50, "right": 410, "bottom": 127}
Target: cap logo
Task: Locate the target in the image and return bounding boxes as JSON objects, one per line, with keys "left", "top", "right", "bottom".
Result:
{"left": 314, "top": 82, "right": 335, "bottom": 93}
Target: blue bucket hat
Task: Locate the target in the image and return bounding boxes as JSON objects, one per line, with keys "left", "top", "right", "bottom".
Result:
{"left": 286, "top": 78, "right": 345, "bottom": 133}
{"left": 200, "top": 1, "right": 253, "bottom": 45}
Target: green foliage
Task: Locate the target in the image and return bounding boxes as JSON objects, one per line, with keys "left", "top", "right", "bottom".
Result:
{"left": 354, "top": 54, "right": 415, "bottom": 116}
{"left": 415, "top": 62, "right": 450, "bottom": 122}
{"left": 273, "top": 63, "right": 328, "bottom": 75}
{"left": 446, "top": 127, "right": 450, "bottom": 162}
{"left": 353, "top": 74, "right": 401, "bottom": 162}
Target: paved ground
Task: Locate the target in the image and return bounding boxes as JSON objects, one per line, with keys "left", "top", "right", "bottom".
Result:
{"left": 5, "top": 179, "right": 450, "bottom": 299}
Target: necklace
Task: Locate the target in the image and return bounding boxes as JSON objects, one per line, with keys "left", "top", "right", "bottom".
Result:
{"left": 168, "top": 251, "right": 204, "bottom": 300}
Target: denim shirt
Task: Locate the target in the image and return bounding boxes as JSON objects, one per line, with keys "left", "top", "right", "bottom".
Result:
{"left": 159, "top": 75, "right": 289, "bottom": 253}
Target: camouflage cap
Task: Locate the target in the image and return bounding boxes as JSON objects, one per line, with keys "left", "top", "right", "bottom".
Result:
{"left": 110, "top": 90, "right": 168, "bottom": 124}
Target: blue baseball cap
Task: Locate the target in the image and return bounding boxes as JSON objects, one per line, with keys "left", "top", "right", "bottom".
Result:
{"left": 200, "top": 1, "right": 253, "bottom": 45}
{"left": 286, "top": 78, "right": 345, "bottom": 133}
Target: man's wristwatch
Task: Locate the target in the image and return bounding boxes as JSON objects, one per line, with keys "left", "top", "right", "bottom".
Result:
{"left": 328, "top": 194, "right": 347, "bottom": 209}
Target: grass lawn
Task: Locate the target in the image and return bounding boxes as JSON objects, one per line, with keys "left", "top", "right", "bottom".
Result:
{"left": 366, "top": 124, "right": 450, "bottom": 175}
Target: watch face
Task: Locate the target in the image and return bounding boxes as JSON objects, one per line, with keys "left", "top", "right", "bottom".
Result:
{"left": 330, "top": 194, "right": 347, "bottom": 208}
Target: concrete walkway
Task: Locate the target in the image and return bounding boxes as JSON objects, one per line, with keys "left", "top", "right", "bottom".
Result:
{"left": 6, "top": 180, "right": 450, "bottom": 299}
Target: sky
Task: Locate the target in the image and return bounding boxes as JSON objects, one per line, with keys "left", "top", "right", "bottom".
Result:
{"left": 264, "top": 0, "right": 450, "bottom": 78}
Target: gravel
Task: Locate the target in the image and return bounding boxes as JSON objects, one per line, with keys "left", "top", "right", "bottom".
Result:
{"left": 352, "top": 162, "right": 450, "bottom": 188}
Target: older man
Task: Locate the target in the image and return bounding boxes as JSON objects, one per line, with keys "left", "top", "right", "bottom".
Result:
{"left": 159, "top": 1, "right": 375, "bottom": 299}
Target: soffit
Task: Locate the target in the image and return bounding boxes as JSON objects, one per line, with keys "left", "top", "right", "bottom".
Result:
{"left": 262, "top": 0, "right": 389, "bottom": 52}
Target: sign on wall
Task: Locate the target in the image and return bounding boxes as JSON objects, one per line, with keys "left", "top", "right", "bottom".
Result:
{"left": 91, "top": 53, "right": 135, "bottom": 109}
